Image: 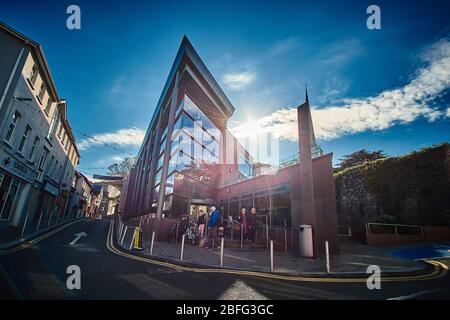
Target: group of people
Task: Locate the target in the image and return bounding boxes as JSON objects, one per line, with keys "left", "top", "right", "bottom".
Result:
{"left": 195, "top": 206, "right": 258, "bottom": 250}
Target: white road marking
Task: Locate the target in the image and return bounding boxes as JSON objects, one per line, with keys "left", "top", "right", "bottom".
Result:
{"left": 218, "top": 280, "right": 268, "bottom": 300}
{"left": 387, "top": 288, "right": 444, "bottom": 300}
{"left": 70, "top": 232, "right": 87, "bottom": 246}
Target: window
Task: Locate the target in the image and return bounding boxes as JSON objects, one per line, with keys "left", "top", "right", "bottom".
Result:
{"left": 156, "top": 153, "right": 164, "bottom": 171}
{"left": 47, "top": 155, "right": 54, "bottom": 175}
{"left": 29, "top": 136, "right": 39, "bottom": 161}
{"left": 58, "top": 165, "right": 63, "bottom": 180}
{"left": 18, "top": 125, "right": 31, "bottom": 153}
{"left": 37, "top": 82, "right": 46, "bottom": 102}
{"left": 5, "top": 111, "right": 20, "bottom": 144}
{"left": 28, "top": 64, "right": 38, "bottom": 86}
{"left": 159, "top": 137, "right": 167, "bottom": 155}
{"left": 47, "top": 114, "right": 56, "bottom": 140}
{"left": 154, "top": 168, "right": 162, "bottom": 187}
{"left": 45, "top": 98, "right": 52, "bottom": 114}
{"left": 68, "top": 146, "right": 73, "bottom": 163}
{"left": 38, "top": 147, "right": 50, "bottom": 171}
{"left": 61, "top": 131, "right": 67, "bottom": 146}
{"left": 65, "top": 137, "right": 69, "bottom": 150}
{"left": 52, "top": 159, "right": 58, "bottom": 179}
{"left": 57, "top": 121, "right": 63, "bottom": 138}
{"left": 238, "top": 151, "right": 252, "bottom": 178}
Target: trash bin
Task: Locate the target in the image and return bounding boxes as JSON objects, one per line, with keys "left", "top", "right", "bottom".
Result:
{"left": 299, "top": 225, "right": 313, "bottom": 257}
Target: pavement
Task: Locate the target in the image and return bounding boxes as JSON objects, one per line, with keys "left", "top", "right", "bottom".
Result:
{"left": 0, "top": 215, "right": 79, "bottom": 251}
{"left": 119, "top": 226, "right": 425, "bottom": 275}
{"left": 0, "top": 218, "right": 449, "bottom": 300}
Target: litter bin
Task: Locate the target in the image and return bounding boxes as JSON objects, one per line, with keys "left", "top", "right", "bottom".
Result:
{"left": 299, "top": 225, "right": 313, "bottom": 257}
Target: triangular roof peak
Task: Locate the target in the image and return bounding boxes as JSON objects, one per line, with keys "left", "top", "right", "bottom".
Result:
{"left": 138, "top": 35, "right": 235, "bottom": 158}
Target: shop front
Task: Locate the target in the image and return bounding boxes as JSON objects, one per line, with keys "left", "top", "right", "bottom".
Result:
{"left": 0, "top": 149, "right": 36, "bottom": 227}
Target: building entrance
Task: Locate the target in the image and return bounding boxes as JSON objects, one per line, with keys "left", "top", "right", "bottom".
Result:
{"left": 0, "top": 171, "right": 24, "bottom": 220}
{"left": 189, "top": 204, "right": 209, "bottom": 222}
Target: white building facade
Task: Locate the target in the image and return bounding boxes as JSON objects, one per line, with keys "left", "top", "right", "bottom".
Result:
{"left": 0, "top": 22, "right": 80, "bottom": 227}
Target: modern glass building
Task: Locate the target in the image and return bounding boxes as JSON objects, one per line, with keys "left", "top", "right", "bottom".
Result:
{"left": 120, "top": 36, "right": 339, "bottom": 254}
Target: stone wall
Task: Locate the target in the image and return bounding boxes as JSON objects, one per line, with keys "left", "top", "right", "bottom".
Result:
{"left": 335, "top": 143, "right": 450, "bottom": 239}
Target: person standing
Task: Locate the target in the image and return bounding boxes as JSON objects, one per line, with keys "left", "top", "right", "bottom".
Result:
{"left": 239, "top": 208, "right": 248, "bottom": 240}
{"left": 247, "top": 207, "right": 257, "bottom": 243}
{"left": 197, "top": 210, "right": 206, "bottom": 247}
{"left": 197, "top": 210, "right": 206, "bottom": 237}
{"left": 207, "top": 206, "right": 220, "bottom": 249}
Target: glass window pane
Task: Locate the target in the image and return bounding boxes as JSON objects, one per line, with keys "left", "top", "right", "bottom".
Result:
{"left": 184, "top": 95, "right": 198, "bottom": 119}
{"left": 154, "top": 168, "right": 162, "bottom": 186}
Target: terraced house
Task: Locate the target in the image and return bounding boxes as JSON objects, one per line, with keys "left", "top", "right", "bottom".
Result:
{"left": 120, "top": 36, "right": 340, "bottom": 255}
{"left": 0, "top": 21, "right": 80, "bottom": 229}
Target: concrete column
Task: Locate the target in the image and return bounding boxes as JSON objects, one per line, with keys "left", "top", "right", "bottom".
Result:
{"left": 156, "top": 71, "right": 181, "bottom": 219}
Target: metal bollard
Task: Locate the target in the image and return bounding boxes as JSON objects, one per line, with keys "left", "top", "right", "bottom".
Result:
{"left": 180, "top": 234, "right": 185, "bottom": 261}
{"left": 56, "top": 209, "right": 61, "bottom": 224}
{"left": 129, "top": 228, "right": 136, "bottom": 250}
{"left": 220, "top": 237, "right": 224, "bottom": 267}
{"left": 21, "top": 213, "right": 29, "bottom": 238}
{"left": 270, "top": 240, "right": 274, "bottom": 272}
{"left": 47, "top": 208, "right": 54, "bottom": 227}
{"left": 291, "top": 229, "right": 294, "bottom": 249}
{"left": 121, "top": 226, "right": 128, "bottom": 245}
{"left": 150, "top": 231, "right": 155, "bottom": 255}
{"left": 240, "top": 224, "right": 244, "bottom": 249}
{"left": 325, "top": 241, "right": 330, "bottom": 273}
{"left": 118, "top": 223, "right": 124, "bottom": 241}
{"left": 284, "top": 229, "right": 287, "bottom": 252}
{"left": 231, "top": 221, "right": 233, "bottom": 241}
{"left": 36, "top": 211, "right": 44, "bottom": 231}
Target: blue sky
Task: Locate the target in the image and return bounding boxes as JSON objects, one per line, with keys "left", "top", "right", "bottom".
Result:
{"left": 1, "top": 0, "right": 449, "bottom": 176}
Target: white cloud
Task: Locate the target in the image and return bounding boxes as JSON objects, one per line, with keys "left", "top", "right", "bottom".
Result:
{"left": 78, "top": 127, "right": 145, "bottom": 150}
{"left": 446, "top": 107, "right": 450, "bottom": 118}
{"left": 111, "top": 155, "right": 125, "bottom": 162}
{"left": 222, "top": 71, "right": 255, "bottom": 90}
{"left": 231, "top": 38, "right": 450, "bottom": 141}
{"left": 270, "top": 37, "right": 299, "bottom": 55}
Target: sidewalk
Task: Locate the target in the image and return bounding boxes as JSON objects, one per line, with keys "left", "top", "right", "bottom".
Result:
{"left": 0, "top": 215, "right": 78, "bottom": 251}
{"left": 119, "top": 229, "right": 425, "bottom": 274}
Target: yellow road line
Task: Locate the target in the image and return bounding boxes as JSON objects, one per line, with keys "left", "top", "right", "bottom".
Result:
{"left": 0, "top": 220, "right": 81, "bottom": 256}
{"left": 106, "top": 221, "right": 448, "bottom": 283}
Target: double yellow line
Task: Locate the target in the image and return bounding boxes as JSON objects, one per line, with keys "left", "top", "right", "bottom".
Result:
{"left": 0, "top": 220, "right": 80, "bottom": 256}
{"left": 106, "top": 221, "right": 448, "bottom": 283}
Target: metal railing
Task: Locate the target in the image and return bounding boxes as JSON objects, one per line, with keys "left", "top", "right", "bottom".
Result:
{"left": 366, "top": 222, "right": 424, "bottom": 236}
{"left": 255, "top": 224, "right": 299, "bottom": 251}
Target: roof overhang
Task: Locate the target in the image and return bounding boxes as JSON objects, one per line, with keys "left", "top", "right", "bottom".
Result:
{"left": 138, "top": 36, "right": 235, "bottom": 158}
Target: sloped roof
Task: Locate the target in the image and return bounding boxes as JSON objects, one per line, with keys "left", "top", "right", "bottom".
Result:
{"left": 138, "top": 36, "right": 235, "bottom": 159}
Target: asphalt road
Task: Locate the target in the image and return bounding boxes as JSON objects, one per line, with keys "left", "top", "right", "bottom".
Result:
{"left": 0, "top": 219, "right": 449, "bottom": 300}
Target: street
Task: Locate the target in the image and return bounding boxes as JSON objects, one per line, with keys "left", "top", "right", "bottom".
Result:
{"left": 0, "top": 219, "right": 449, "bottom": 300}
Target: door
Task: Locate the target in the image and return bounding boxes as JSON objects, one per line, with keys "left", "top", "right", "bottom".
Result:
{"left": 189, "top": 204, "right": 209, "bottom": 222}
{"left": 0, "top": 173, "right": 21, "bottom": 220}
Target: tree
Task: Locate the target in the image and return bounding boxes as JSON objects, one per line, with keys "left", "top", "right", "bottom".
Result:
{"left": 108, "top": 157, "right": 136, "bottom": 177}
{"left": 336, "top": 149, "right": 386, "bottom": 171}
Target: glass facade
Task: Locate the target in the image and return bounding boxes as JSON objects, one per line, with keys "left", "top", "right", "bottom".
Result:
{"left": 157, "top": 94, "right": 222, "bottom": 217}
